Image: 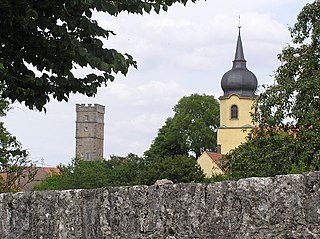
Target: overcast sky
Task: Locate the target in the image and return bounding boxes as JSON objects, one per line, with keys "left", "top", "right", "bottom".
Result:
{"left": 3, "top": 0, "right": 313, "bottom": 166}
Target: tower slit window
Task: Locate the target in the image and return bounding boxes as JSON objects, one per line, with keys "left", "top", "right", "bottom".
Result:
{"left": 231, "top": 105, "right": 238, "bottom": 119}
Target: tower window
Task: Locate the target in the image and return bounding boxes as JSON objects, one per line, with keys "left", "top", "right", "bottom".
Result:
{"left": 231, "top": 105, "right": 238, "bottom": 119}
{"left": 86, "top": 153, "right": 92, "bottom": 160}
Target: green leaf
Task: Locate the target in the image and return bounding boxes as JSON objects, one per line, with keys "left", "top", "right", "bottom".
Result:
{"left": 85, "top": 9, "right": 92, "bottom": 18}
{"left": 35, "top": 78, "right": 43, "bottom": 86}
{"left": 153, "top": 4, "right": 161, "bottom": 14}
{"left": 162, "top": 4, "right": 168, "bottom": 11}
{"left": 100, "top": 62, "right": 109, "bottom": 72}
{"left": 144, "top": 3, "right": 152, "bottom": 13}
{"left": 78, "top": 47, "right": 88, "bottom": 56}
{"left": 70, "top": 0, "right": 78, "bottom": 7}
{"left": 26, "top": 9, "right": 38, "bottom": 21}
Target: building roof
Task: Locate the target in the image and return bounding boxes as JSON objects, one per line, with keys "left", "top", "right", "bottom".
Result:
{"left": 0, "top": 166, "right": 60, "bottom": 192}
{"left": 220, "top": 27, "right": 258, "bottom": 98}
{"left": 0, "top": 172, "right": 7, "bottom": 182}
{"left": 205, "top": 151, "right": 223, "bottom": 168}
{"left": 40, "top": 167, "right": 60, "bottom": 175}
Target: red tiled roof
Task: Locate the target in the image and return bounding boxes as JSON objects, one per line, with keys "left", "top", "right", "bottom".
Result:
{"left": 41, "top": 167, "right": 60, "bottom": 175}
{"left": 0, "top": 172, "right": 7, "bottom": 181}
{"left": 205, "top": 152, "right": 223, "bottom": 168}
{"left": 1, "top": 167, "right": 60, "bottom": 191}
{"left": 22, "top": 167, "right": 60, "bottom": 191}
{"left": 206, "top": 152, "right": 222, "bottom": 160}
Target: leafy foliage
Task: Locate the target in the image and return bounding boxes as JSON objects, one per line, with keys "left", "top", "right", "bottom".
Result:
{"left": 222, "top": 128, "right": 320, "bottom": 180}
{"left": 34, "top": 154, "right": 205, "bottom": 190}
{"left": 254, "top": 2, "right": 320, "bottom": 130}
{"left": 34, "top": 158, "right": 111, "bottom": 190}
{"left": 138, "top": 155, "right": 205, "bottom": 185}
{"left": 145, "top": 117, "right": 189, "bottom": 158}
{"left": 0, "top": 0, "right": 200, "bottom": 110}
{"left": 224, "top": 1, "right": 320, "bottom": 180}
{"left": 145, "top": 94, "right": 220, "bottom": 159}
{"left": 0, "top": 95, "right": 36, "bottom": 193}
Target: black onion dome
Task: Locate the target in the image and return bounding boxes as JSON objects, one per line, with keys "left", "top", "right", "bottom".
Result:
{"left": 221, "top": 28, "right": 258, "bottom": 97}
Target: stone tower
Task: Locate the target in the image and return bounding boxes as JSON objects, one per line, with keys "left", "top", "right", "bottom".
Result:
{"left": 217, "top": 27, "right": 258, "bottom": 154}
{"left": 75, "top": 104, "right": 105, "bottom": 160}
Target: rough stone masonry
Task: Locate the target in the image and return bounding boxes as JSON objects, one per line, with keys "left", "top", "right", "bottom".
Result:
{"left": 1, "top": 172, "right": 320, "bottom": 238}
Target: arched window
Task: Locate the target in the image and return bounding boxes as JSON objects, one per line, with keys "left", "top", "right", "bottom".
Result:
{"left": 231, "top": 105, "right": 238, "bottom": 119}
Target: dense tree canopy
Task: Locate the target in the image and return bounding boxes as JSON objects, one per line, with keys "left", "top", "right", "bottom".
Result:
{"left": 145, "top": 94, "right": 220, "bottom": 159}
{"left": 34, "top": 154, "right": 205, "bottom": 190}
{"left": 223, "top": 1, "right": 320, "bottom": 179}
{"left": 254, "top": 1, "right": 320, "bottom": 130}
{"left": 138, "top": 155, "right": 205, "bottom": 184}
{"left": 222, "top": 129, "right": 316, "bottom": 180}
{"left": 0, "top": 0, "right": 201, "bottom": 110}
{"left": 253, "top": 1, "right": 320, "bottom": 167}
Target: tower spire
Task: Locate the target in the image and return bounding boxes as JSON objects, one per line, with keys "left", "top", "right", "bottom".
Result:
{"left": 220, "top": 23, "right": 258, "bottom": 98}
{"left": 233, "top": 23, "right": 246, "bottom": 69}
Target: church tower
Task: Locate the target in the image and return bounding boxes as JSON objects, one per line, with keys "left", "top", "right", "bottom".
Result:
{"left": 217, "top": 28, "right": 258, "bottom": 154}
{"left": 75, "top": 104, "right": 105, "bottom": 160}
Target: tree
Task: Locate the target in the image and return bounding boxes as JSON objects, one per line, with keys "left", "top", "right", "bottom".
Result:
{"left": 145, "top": 94, "right": 220, "bottom": 159}
{"left": 35, "top": 154, "right": 206, "bottom": 190}
{"left": 104, "top": 153, "right": 144, "bottom": 186}
{"left": 34, "top": 158, "right": 112, "bottom": 190}
{"left": 252, "top": 1, "right": 320, "bottom": 167}
{"left": 255, "top": 2, "right": 320, "bottom": 126}
{"left": 138, "top": 155, "right": 205, "bottom": 185}
{"left": 223, "top": 1, "right": 320, "bottom": 180}
{"left": 35, "top": 156, "right": 143, "bottom": 191}
{"left": 0, "top": 0, "right": 200, "bottom": 111}
{"left": 222, "top": 129, "right": 311, "bottom": 180}
{"left": 145, "top": 117, "right": 189, "bottom": 158}
{"left": 0, "top": 95, "right": 36, "bottom": 192}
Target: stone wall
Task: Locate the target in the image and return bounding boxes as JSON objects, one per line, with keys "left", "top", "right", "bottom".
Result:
{"left": 1, "top": 172, "right": 320, "bottom": 238}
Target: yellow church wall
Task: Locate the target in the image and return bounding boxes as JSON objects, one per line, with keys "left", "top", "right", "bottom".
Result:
{"left": 219, "top": 95, "right": 254, "bottom": 127}
{"left": 217, "top": 94, "right": 255, "bottom": 155}
{"left": 197, "top": 152, "right": 223, "bottom": 178}
{"left": 217, "top": 127, "right": 252, "bottom": 155}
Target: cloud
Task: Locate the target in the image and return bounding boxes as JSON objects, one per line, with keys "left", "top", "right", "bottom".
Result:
{"left": 98, "top": 80, "right": 190, "bottom": 109}
{"left": 114, "top": 113, "right": 165, "bottom": 134}
{"left": 95, "top": 9, "right": 292, "bottom": 76}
